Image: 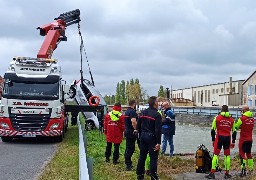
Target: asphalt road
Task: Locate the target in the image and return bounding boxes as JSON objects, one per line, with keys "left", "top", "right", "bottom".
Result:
{"left": 0, "top": 138, "right": 57, "bottom": 180}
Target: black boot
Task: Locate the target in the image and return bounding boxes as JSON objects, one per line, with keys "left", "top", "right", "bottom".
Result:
{"left": 105, "top": 157, "right": 110, "bottom": 162}
{"left": 224, "top": 173, "right": 232, "bottom": 179}
{"left": 240, "top": 168, "right": 246, "bottom": 177}
{"left": 113, "top": 159, "right": 120, "bottom": 165}
{"left": 205, "top": 172, "right": 215, "bottom": 179}
{"left": 125, "top": 164, "right": 133, "bottom": 171}
{"left": 150, "top": 173, "right": 159, "bottom": 180}
{"left": 137, "top": 174, "right": 144, "bottom": 180}
{"left": 145, "top": 170, "right": 151, "bottom": 176}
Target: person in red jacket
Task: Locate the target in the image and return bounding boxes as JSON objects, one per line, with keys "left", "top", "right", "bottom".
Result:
{"left": 235, "top": 105, "right": 254, "bottom": 177}
{"left": 104, "top": 102, "right": 125, "bottom": 164}
{"left": 206, "top": 105, "right": 236, "bottom": 179}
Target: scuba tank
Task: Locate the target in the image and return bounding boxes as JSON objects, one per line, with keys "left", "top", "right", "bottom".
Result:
{"left": 195, "top": 144, "right": 205, "bottom": 173}
{"left": 195, "top": 144, "right": 213, "bottom": 173}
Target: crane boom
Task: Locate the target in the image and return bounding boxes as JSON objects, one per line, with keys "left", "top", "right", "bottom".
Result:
{"left": 37, "top": 9, "right": 80, "bottom": 58}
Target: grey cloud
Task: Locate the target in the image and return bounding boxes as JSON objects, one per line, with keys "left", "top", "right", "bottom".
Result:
{"left": 1, "top": 0, "right": 256, "bottom": 96}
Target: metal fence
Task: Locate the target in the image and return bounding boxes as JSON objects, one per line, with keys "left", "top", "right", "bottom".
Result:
{"left": 172, "top": 106, "right": 256, "bottom": 119}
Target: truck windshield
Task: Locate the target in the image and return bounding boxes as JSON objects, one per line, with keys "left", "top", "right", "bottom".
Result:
{"left": 3, "top": 81, "right": 59, "bottom": 100}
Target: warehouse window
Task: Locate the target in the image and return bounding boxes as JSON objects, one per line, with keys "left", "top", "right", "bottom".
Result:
{"left": 212, "top": 89, "right": 215, "bottom": 94}
{"left": 221, "top": 88, "right": 224, "bottom": 93}
{"left": 248, "top": 86, "right": 252, "bottom": 96}
{"left": 201, "top": 90, "right": 203, "bottom": 104}
{"left": 216, "top": 89, "right": 218, "bottom": 93}
{"left": 208, "top": 90, "right": 210, "bottom": 102}
{"left": 248, "top": 99, "right": 252, "bottom": 107}
{"left": 205, "top": 90, "right": 207, "bottom": 103}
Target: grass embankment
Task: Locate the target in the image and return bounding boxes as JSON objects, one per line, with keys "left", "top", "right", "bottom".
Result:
{"left": 38, "top": 125, "right": 79, "bottom": 180}
{"left": 86, "top": 130, "right": 194, "bottom": 180}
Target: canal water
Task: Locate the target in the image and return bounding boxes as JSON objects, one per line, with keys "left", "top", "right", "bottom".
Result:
{"left": 168, "top": 123, "right": 256, "bottom": 155}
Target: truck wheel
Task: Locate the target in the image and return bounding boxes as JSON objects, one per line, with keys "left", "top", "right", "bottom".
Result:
{"left": 1, "top": 137, "right": 13, "bottom": 142}
{"left": 86, "top": 121, "right": 95, "bottom": 131}
{"left": 55, "top": 134, "right": 63, "bottom": 142}
{"left": 55, "top": 127, "right": 64, "bottom": 142}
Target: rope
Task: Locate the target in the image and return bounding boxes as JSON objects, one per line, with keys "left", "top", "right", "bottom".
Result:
{"left": 78, "top": 22, "right": 95, "bottom": 86}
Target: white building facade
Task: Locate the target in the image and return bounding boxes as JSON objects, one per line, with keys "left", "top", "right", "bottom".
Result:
{"left": 172, "top": 77, "right": 244, "bottom": 107}
{"left": 242, "top": 71, "right": 256, "bottom": 108}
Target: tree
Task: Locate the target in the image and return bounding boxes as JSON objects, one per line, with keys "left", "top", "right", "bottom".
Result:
{"left": 126, "top": 81, "right": 130, "bottom": 103}
{"left": 127, "top": 78, "right": 143, "bottom": 105}
{"left": 141, "top": 87, "right": 148, "bottom": 104}
{"left": 115, "top": 78, "right": 147, "bottom": 105}
{"left": 130, "top": 78, "right": 134, "bottom": 86}
{"left": 135, "top": 78, "right": 139, "bottom": 84}
{"left": 120, "top": 80, "right": 126, "bottom": 104}
{"left": 115, "top": 82, "right": 121, "bottom": 103}
{"left": 104, "top": 95, "right": 110, "bottom": 105}
{"left": 111, "top": 95, "right": 115, "bottom": 105}
{"left": 158, "top": 85, "right": 165, "bottom": 97}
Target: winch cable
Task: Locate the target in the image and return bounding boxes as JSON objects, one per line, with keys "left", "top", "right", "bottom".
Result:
{"left": 78, "top": 22, "right": 95, "bottom": 86}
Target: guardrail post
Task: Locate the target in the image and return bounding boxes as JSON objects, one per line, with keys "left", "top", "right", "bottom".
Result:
{"left": 78, "top": 116, "right": 91, "bottom": 180}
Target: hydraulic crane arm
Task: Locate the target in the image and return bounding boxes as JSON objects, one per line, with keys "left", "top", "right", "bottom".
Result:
{"left": 37, "top": 9, "right": 80, "bottom": 58}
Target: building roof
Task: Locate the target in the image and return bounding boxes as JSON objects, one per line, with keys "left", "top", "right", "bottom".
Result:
{"left": 172, "top": 79, "right": 244, "bottom": 91}
{"left": 242, "top": 70, "right": 256, "bottom": 85}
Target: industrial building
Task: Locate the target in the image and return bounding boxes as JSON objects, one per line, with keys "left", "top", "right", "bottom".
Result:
{"left": 242, "top": 70, "right": 256, "bottom": 107}
{"left": 171, "top": 77, "right": 244, "bottom": 107}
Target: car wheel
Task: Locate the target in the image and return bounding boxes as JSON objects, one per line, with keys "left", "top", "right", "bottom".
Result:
{"left": 86, "top": 121, "right": 95, "bottom": 131}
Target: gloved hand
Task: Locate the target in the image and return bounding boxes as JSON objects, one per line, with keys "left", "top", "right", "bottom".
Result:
{"left": 230, "top": 143, "right": 235, "bottom": 149}
{"left": 133, "top": 130, "right": 138, "bottom": 136}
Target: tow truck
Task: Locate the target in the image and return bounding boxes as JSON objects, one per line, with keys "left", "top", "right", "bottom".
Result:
{"left": 0, "top": 9, "right": 93, "bottom": 142}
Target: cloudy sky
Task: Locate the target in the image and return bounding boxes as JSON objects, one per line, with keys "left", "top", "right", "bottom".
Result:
{"left": 1, "top": 0, "right": 256, "bottom": 96}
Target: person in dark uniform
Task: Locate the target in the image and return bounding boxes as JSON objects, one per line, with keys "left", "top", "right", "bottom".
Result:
{"left": 124, "top": 99, "right": 138, "bottom": 171}
{"left": 136, "top": 96, "right": 162, "bottom": 180}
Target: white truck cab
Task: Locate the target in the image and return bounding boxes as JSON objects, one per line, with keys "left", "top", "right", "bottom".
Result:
{"left": 0, "top": 57, "right": 69, "bottom": 142}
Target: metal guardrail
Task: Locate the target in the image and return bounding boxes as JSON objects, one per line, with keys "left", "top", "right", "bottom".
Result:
{"left": 173, "top": 106, "right": 256, "bottom": 119}
{"left": 78, "top": 116, "right": 91, "bottom": 180}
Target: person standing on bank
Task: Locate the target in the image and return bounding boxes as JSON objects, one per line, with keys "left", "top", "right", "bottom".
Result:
{"left": 124, "top": 99, "right": 138, "bottom": 171}
{"left": 104, "top": 102, "right": 125, "bottom": 164}
{"left": 136, "top": 96, "right": 162, "bottom": 180}
{"left": 161, "top": 101, "right": 175, "bottom": 157}
{"left": 235, "top": 105, "right": 254, "bottom": 177}
{"left": 205, "top": 105, "right": 236, "bottom": 179}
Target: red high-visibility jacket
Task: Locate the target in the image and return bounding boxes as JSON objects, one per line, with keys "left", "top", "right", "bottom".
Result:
{"left": 236, "top": 111, "right": 254, "bottom": 141}
{"left": 104, "top": 110, "right": 125, "bottom": 144}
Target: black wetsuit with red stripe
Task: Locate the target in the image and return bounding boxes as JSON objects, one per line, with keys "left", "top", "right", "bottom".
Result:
{"left": 136, "top": 106, "right": 162, "bottom": 176}
{"left": 137, "top": 107, "right": 162, "bottom": 144}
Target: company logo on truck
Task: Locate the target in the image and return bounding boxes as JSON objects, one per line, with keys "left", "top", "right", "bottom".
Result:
{"left": 13, "top": 102, "right": 49, "bottom": 106}
{"left": 20, "top": 67, "right": 46, "bottom": 72}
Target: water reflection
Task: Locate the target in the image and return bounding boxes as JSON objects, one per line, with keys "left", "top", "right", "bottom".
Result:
{"left": 167, "top": 123, "right": 256, "bottom": 155}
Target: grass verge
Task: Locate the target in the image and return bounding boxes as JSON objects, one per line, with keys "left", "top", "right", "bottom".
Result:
{"left": 86, "top": 130, "right": 194, "bottom": 180}
{"left": 38, "top": 125, "right": 79, "bottom": 180}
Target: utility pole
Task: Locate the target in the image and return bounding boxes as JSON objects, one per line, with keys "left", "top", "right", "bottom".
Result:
{"left": 166, "top": 87, "right": 170, "bottom": 99}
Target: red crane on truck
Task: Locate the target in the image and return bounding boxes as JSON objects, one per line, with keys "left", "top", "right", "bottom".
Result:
{"left": 0, "top": 10, "right": 81, "bottom": 142}
{"left": 37, "top": 9, "right": 80, "bottom": 58}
